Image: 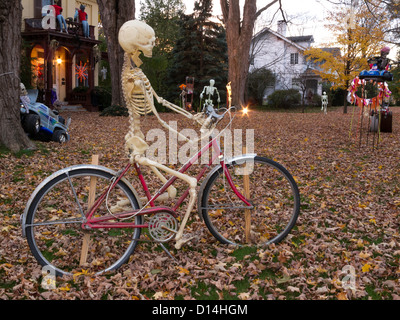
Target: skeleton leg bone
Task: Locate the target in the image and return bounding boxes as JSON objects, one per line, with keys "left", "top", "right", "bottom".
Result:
{"left": 135, "top": 155, "right": 197, "bottom": 248}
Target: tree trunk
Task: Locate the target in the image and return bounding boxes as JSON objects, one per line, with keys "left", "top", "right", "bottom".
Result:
{"left": 0, "top": 0, "right": 35, "bottom": 152}
{"left": 220, "top": 0, "right": 279, "bottom": 107}
{"left": 97, "top": 0, "right": 135, "bottom": 107}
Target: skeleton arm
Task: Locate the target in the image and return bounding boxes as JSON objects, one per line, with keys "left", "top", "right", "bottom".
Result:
{"left": 151, "top": 88, "right": 210, "bottom": 127}
{"left": 200, "top": 86, "right": 207, "bottom": 100}
{"left": 152, "top": 89, "right": 193, "bottom": 119}
{"left": 147, "top": 87, "right": 219, "bottom": 143}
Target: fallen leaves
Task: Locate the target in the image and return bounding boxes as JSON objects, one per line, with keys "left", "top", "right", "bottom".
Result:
{"left": 1, "top": 107, "right": 400, "bottom": 300}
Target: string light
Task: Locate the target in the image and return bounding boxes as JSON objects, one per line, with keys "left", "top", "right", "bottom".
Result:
{"left": 242, "top": 106, "right": 250, "bottom": 116}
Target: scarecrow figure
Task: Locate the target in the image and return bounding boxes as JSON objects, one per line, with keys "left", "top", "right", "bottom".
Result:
{"left": 53, "top": 1, "right": 68, "bottom": 33}
{"left": 360, "top": 46, "right": 393, "bottom": 82}
{"left": 75, "top": 4, "right": 89, "bottom": 38}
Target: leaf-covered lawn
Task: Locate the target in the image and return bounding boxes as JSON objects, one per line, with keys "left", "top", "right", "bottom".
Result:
{"left": 0, "top": 107, "right": 399, "bottom": 300}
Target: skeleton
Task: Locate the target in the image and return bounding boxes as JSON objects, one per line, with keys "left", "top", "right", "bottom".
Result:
{"left": 321, "top": 91, "right": 328, "bottom": 115}
{"left": 117, "top": 20, "right": 219, "bottom": 249}
{"left": 200, "top": 79, "right": 220, "bottom": 109}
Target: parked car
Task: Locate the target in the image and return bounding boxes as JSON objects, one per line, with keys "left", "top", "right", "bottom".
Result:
{"left": 20, "top": 85, "right": 71, "bottom": 143}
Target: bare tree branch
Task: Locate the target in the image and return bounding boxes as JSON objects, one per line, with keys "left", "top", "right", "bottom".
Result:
{"left": 255, "top": 0, "right": 279, "bottom": 20}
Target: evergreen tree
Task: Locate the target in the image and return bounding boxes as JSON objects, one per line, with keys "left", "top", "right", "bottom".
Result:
{"left": 139, "top": 0, "right": 185, "bottom": 104}
{"left": 140, "top": 0, "right": 185, "bottom": 55}
{"left": 165, "top": 0, "right": 228, "bottom": 109}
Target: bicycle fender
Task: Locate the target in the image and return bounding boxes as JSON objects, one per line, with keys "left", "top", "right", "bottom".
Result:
{"left": 21, "top": 164, "right": 142, "bottom": 237}
{"left": 197, "top": 153, "right": 257, "bottom": 221}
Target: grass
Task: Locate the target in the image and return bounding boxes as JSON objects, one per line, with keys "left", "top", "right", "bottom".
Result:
{"left": 0, "top": 142, "right": 50, "bottom": 158}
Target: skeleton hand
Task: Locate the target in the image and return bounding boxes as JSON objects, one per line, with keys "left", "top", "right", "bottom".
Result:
{"left": 192, "top": 112, "right": 207, "bottom": 126}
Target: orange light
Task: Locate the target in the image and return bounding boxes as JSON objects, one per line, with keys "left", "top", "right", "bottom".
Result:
{"left": 242, "top": 106, "right": 249, "bottom": 116}
{"left": 57, "top": 58, "right": 62, "bottom": 64}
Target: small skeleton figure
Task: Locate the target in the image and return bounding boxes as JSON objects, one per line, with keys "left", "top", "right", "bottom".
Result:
{"left": 20, "top": 83, "right": 30, "bottom": 107}
{"left": 100, "top": 67, "right": 107, "bottom": 81}
{"left": 321, "top": 91, "right": 328, "bottom": 114}
{"left": 200, "top": 79, "right": 220, "bottom": 110}
{"left": 118, "top": 20, "right": 215, "bottom": 249}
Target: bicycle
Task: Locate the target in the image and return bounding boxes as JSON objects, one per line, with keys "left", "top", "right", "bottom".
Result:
{"left": 21, "top": 105, "right": 300, "bottom": 277}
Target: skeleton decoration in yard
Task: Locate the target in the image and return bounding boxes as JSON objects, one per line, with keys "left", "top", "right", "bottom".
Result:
{"left": 321, "top": 92, "right": 328, "bottom": 115}
{"left": 118, "top": 20, "right": 219, "bottom": 249}
{"left": 200, "top": 79, "right": 220, "bottom": 110}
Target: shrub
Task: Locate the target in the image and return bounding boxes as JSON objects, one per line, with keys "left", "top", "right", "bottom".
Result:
{"left": 100, "top": 105, "right": 129, "bottom": 117}
{"left": 72, "top": 86, "right": 89, "bottom": 93}
{"left": 91, "top": 86, "right": 112, "bottom": 111}
{"left": 310, "top": 93, "right": 322, "bottom": 107}
{"left": 267, "top": 89, "right": 301, "bottom": 109}
{"left": 247, "top": 67, "right": 275, "bottom": 105}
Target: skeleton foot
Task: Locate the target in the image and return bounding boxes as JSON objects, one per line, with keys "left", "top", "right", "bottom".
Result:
{"left": 140, "top": 192, "right": 170, "bottom": 204}
{"left": 110, "top": 199, "right": 132, "bottom": 213}
{"left": 174, "top": 234, "right": 196, "bottom": 249}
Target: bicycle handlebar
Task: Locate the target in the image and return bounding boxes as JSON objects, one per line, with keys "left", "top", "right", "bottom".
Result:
{"left": 202, "top": 103, "right": 236, "bottom": 124}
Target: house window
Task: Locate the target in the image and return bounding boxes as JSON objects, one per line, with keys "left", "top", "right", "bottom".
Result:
{"left": 75, "top": 52, "right": 90, "bottom": 88}
{"left": 292, "top": 78, "right": 300, "bottom": 88}
{"left": 290, "top": 53, "right": 299, "bottom": 65}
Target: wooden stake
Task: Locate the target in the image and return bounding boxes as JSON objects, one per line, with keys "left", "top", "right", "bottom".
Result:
{"left": 242, "top": 147, "right": 251, "bottom": 244}
{"left": 79, "top": 155, "right": 99, "bottom": 266}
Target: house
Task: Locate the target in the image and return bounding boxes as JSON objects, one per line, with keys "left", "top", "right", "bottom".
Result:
{"left": 21, "top": 0, "right": 102, "bottom": 111}
{"left": 250, "top": 20, "right": 322, "bottom": 105}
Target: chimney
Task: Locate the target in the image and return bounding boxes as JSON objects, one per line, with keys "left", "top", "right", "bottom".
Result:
{"left": 277, "top": 20, "right": 287, "bottom": 36}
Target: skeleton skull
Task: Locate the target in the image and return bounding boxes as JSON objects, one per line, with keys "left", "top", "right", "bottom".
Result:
{"left": 118, "top": 20, "right": 156, "bottom": 58}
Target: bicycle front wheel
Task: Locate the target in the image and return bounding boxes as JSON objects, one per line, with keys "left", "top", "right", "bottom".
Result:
{"left": 200, "top": 156, "right": 300, "bottom": 246}
{"left": 23, "top": 167, "right": 142, "bottom": 277}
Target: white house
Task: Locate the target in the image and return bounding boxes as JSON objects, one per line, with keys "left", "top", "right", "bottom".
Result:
{"left": 250, "top": 21, "right": 322, "bottom": 105}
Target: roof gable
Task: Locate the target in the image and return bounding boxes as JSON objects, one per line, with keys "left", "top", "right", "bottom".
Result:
{"left": 253, "top": 27, "right": 312, "bottom": 52}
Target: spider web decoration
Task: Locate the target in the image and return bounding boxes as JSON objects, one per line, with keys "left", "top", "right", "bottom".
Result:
{"left": 76, "top": 61, "right": 88, "bottom": 82}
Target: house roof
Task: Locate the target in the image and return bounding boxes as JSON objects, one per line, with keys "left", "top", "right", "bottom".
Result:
{"left": 252, "top": 27, "right": 313, "bottom": 52}
{"left": 287, "top": 35, "right": 314, "bottom": 44}
{"left": 301, "top": 67, "right": 321, "bottom": 79}
{"left": 320, "top": 47, "right": 342, "bottom": 57}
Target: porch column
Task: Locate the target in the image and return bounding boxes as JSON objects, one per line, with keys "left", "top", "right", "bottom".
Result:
{"left": 44, "top": 43, "right": 54, "bottom": 108}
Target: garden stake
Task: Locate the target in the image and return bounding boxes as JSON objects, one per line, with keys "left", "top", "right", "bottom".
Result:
{"left": 80, "top": 154, "right": 99, "bottom": 266}
{"left": 243, "top": 146, "right": 251, "bottom": 244}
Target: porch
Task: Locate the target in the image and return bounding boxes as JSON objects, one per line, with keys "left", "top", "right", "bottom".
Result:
{"left": 22, "top": 18, "right": 101, "bottom": 111}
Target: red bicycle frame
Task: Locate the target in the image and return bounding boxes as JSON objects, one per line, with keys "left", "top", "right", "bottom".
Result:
{"left": 82, "top": 135, "right": 252, "bottom": 230}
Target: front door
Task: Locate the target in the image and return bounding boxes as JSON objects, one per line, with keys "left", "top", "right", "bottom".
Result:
{"left": 53, "top": 47, "right": 68, "bottom": 102}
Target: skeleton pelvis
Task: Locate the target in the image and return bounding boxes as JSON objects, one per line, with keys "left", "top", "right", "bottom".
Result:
{"left": 126, "top": 135, "right": 149, "bottom": 155}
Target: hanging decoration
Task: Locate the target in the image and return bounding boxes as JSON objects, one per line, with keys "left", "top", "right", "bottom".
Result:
{"left": 75, "top": 61, "right": 88, "bottom": 82}
{"left": 347, "top": 76, "right": 391, "bottom": 111}
{"left": 347, "top": 76, "right": 392, "bottom": 149}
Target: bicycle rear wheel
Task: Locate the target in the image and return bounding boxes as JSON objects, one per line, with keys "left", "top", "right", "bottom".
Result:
{"left": 200, "top": 156, "right": 300, "bottom": 246}
{"left": 23, "top": 167, "right": 142, "bottom": 277}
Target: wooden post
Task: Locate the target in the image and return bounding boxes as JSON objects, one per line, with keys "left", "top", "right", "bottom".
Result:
{"left": 79, "top": 155, "right": 99, "bottom": 266}
{"left": 242, "top": 147, "right": 251, "bottom": 244}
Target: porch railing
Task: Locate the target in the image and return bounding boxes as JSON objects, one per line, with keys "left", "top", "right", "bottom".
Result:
{"left": 24, "top": 18, "right": 95, "bottom": 39}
